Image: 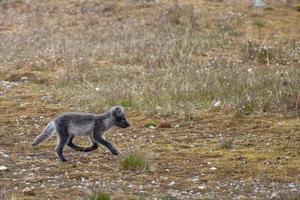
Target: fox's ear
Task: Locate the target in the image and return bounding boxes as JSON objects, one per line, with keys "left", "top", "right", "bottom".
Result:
{"left": 112, "top": 106, "right": 123, "bottom": 117}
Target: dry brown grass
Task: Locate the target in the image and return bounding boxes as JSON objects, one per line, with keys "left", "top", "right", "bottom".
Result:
{"left": 1, "top": 0, "right": 299, "bottom": 117}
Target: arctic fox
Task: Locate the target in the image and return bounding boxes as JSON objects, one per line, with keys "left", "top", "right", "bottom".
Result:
{"left": 32, "top": 106, "right": 130, "bottom": 162}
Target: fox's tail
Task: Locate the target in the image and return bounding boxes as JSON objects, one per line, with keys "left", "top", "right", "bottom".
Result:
{"left": 32, "top": 121, "right": 55, "bottom": 146}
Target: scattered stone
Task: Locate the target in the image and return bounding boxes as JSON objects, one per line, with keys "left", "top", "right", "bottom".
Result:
{"left": 210, "top": 167, "right": 217, "bottom": 171}
{"left": 23, "top": 187, "right": 36, "bottom": 196}
{"left": 252, "top": 0, "right": 266, "bottom": 8}
{"left": 155, "top": 106, "right": 162, "bottom": 110}
{"left": 270, "top": 192, "right": 277, "bottom": 198}
{"left": 198, "top": 185, "right": 206, "bottom": 190}
{"left": 168, "top": 181, "right": 175, "bottom": 186}
{"left": 0, "top": 165, "right": 8, "bottom": 171}
{"left": 175, "top": 124, "right": 180, "bottom": 128}
{"left": 21, "top": 76, "right": 28, "bottom": 81}
{"left": 0, "top": 152, "right": 9, "bottom": 158}
{"left": 78, "top": 157, "right": 90, "bottom": 163}
{"left": 158, "top": 122, "right": 172, "bottom": 128}
{"left": 149, "top": 125, "right": 155, "bottom": 129}
{"left": 192, "top": 178, "right": 199, "bottom": 182}
{"left": 95, "top": 87, "right": 101, "bottom": 92}
{"left": 213, "top": 100, "right": 221, "bottom": 107}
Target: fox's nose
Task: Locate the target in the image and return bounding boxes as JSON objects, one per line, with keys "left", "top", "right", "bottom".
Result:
{"left": 125, "top": 122, "right": 130, "bottom": 127}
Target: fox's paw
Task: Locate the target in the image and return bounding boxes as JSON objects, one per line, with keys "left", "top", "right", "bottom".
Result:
{"left": 58, "top": 158, "right": 68, "bottom": 162}
{"left": 111, "top": 149, "right": 119, "bottom": 156}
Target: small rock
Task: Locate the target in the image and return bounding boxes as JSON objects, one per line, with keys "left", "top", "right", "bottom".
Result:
{"left": 158, "top": 122, "right": 172, "bottom": 128}
{"left": 247, "top": 68, "right": 254, "bottom": 74}
{"left": 78, "top": 157, "right": 89, "bottom": 163}
{"left": 23, "top": 187, "right": 36, "bottom": 196}
{"left": 198, "top": 185, "right": 206, "bottom": 190}
{"left": 149, "top": 125, "right": 155, "bottom": 129}
{"left": 0, "top": 165, "right": 8, "bottom": 171}
{"left": 252, "top": 0, "right": 266, "bottom": 7}
{"left": 21, "top": 76, "right": 28, "bottom": 81}
{"left": 175, "top": 124, "right": 180, "bottom": 128}
{"left": 192, "top": 178, "right": 199, "bottom": 182}
{"left": 155, "top": 106, "right": 162, "bottom": 110}
{"left": 213, "top": 100, "right": 221, "bottom": 107}
{"left": 210, "top": 167, "right": 217, "bottom": 171}
{"left": 95, "top": 87, "right": 101, "bottom": 92}
{"left": 0, "top": 152, "right": 9, "bottom": 158}
{"left": 270, "top": 192, "right": 277, "bottom": 198}
{"left": 168, "top": 181, "right": 175, "bottom": 186}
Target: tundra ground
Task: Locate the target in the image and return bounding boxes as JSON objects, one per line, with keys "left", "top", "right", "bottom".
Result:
{"left": 0, "top": 0, "right": 299, "bottom": 199}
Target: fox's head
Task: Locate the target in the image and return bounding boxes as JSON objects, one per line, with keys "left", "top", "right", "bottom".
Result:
{"left": 110, "top": 106, "right": 130, "bottom": 128}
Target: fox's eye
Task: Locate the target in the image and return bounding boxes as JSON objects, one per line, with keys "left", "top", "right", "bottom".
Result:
{"left": 116, "top": 116, "right": 123, "bottom": 122}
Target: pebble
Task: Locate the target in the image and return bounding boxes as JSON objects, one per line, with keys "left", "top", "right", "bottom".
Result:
{"left": 158, "top": 122, "right": 172, "bottom": 128}
{"left": 270, "top": 192, "right": 277, "bottom": 198}
{"left": 0, "top": 152, "right": 10, "bottom": 158}
{"left": 199, "top": 185, "right": 206, "bottom": 190}
{"left": 0, "top": 165, "right": 8, "bottom": 171}
{"left": 168, "top": 181, "right": 175, "bottom": 186}
{"left": 23, "top": 187, "right": 36, "bottom": 196}
{"left": 213, "top": 100, "right": 221, "bottom": 107}
{"left": 95, "top": 87, "right": 101, "bottom": 92}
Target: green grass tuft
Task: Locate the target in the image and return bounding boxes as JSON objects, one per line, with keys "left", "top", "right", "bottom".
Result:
{"left": 264, "top": 6, "right": 274, "bottom": 11}
{"left": 88, "top": 192, "right": 111, "bottom": 200}
{"left": 220, "top": 140, "right": 233, "bottom": 149}
{"left": 294, "top": 4, "right": 300, "bottom": 12}
{"left": 144, "top": 121, "right": 156, "bottom": 128}
{"left": 120, "top": 99, "right": 133, "bottom": 107}
{"left": 119, "top": 152, "right": 149, "bottom": 171}
{"left": 253, "top": 19, "right": 265, "bottom": 28}
{"left": 243, "top": 103, "right": 254, "bottom": 115}
{"left": 219, "top": 133, "right": 236, "bottom": 149}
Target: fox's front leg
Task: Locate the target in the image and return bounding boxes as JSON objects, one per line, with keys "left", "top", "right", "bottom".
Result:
{"left": 93, "top": 134, "right": 118, "bottom": 155}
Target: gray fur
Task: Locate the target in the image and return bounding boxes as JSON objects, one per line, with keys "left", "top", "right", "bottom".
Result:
{"left": 32, "top": 106, "right": 130, "bottom": 162}
{"left": 32, "top": 121, "right": 55, "bottom": 146}
{"left": 68, "top": 120, "right": 95, "bottom": 136}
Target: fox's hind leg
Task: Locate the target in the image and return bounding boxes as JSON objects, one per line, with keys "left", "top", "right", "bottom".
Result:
{"left": 83, "top": 137, "right": 98, "bottom": 152}
{"left": 55, "top": 124, "right": 69, "bottom": 162}
{"left": 67, "top": 136, "right": 98, "bottom": 152}
{"left": 67, "top": 136, "right": 85, "bottom": 152}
